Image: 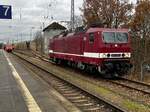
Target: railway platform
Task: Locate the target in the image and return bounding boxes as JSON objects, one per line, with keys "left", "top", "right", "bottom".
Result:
{"left": 0, "top": 50, "right": 76, "bottom": 112}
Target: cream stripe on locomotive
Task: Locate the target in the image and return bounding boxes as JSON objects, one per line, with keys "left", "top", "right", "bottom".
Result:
{"left": 49, "top": 50, "right": 131, "bottom": 58}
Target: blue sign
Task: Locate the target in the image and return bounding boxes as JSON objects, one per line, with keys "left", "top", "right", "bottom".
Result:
{"left": 0, "top": 5, "right": 12, "bottom": 19}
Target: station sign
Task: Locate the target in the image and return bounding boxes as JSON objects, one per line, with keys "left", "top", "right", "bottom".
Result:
{"left": 0, "top": 5, "right": 12, "bottom": 19}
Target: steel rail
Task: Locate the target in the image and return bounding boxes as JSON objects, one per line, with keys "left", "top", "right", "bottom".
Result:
{"left": 12, "top": 51, "right": 127, "bottom": 112}
{"left": 110, "top": 77, "right": 150, "bottom": 95}
{"left": 14, "top": 50, "right": 150, "bottom": 95}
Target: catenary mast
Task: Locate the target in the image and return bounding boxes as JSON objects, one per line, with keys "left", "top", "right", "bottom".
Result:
{"left": 71, "top": 0, "right": 75, "bottom": 31}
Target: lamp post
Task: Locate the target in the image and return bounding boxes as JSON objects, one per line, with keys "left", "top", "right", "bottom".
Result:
{"left": 71, "top": 0, "right": 75, "bottom": 31}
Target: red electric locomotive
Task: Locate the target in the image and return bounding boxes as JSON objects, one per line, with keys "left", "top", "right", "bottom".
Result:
{"left": 4, "top": 44, "right": 14, "bottom": 52}
{"left": 49, "top": 27, "right": 132, "bottom": 78}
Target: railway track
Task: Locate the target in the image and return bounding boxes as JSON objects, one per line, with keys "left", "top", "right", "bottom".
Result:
{"left": 12, "top": 51, "right": 126, "bottom": 112}
{"left": 13, "top": 50, "right": 150, "bottom": 109}
{"left": 33, "top": 50, "right": 150, "bottom": 95}
{"left": 110, "top": 77, "right": 150, "bottom": 95}
{"left": 19, "top": 50, "right": 150, "bottom": 95}
{"left": 14, "top": 50, "right": 49, "bottom": 62}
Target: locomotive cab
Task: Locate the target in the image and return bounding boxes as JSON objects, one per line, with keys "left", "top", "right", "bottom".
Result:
{"left": 84, "top": 28, "right": 132, "bottom": 78}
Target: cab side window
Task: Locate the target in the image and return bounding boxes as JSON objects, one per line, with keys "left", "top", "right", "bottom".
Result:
{"left": 89, "top": 33, "right": 94, "bottom": 43}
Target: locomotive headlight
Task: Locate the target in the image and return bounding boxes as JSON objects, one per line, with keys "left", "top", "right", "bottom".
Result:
{"left": 124, "top": 53, "right": 131, "bottom": 58}
{"left": 99, "top": 53, "right": 107, "bottom": 58}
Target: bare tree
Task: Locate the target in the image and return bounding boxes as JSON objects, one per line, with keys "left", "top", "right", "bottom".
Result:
{"left": 130, "top": 0, "right": 150, "bottom": 38}
{"left": 81, "top": 0, "right": 133, "bottom": 28}
{"left": 74, "top": 15, "right": 83, "bottom": 28}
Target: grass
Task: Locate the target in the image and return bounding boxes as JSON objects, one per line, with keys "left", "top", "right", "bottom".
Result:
{"left": 123, "top": 100, "right": 149, "bottom": 112}
{"left": 57, "top": 71, "right": 150, "bottom": 112}
{"left": 58, "top": 71, "right": 150, "bottom": 112}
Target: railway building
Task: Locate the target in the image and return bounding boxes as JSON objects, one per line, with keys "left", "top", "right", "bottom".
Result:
{"left": 43, "top": 22, "right": 66, "bottom": 54}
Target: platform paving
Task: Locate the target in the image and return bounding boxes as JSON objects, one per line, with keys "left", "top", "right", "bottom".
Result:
{"left": 0, "top": 50, "right": 69, "bottom": 112}
{"left": 0, "top": 50, "right": 28, "bottom": 112}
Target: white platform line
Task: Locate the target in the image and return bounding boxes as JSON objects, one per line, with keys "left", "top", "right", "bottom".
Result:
{"left": 4, "top": 52, "right": 42, "bottom": 112}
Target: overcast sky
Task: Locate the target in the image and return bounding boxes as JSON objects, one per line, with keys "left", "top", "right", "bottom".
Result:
{"left": 0, "top": 0, "right": 83, "bottom": 43}
{"left": 0, "top": 0, "right": 136, "bottom": 43}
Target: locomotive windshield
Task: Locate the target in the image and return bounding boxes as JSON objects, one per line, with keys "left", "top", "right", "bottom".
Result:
{"left": 103, "top": 32, "right": 128, "bottom": 43}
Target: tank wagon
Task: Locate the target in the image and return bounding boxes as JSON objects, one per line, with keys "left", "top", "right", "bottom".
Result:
{"left": 49, "top": 27, "right": 132, "bottom": 78}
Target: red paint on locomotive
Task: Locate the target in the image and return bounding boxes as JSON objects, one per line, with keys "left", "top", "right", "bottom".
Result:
{"left": 49, "top": 28, "right": 132, "bottom": 78}
{"left": 4, "top": 44, "right": 14, "bottom": 52}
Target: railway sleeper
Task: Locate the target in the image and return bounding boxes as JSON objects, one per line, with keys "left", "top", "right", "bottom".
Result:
{"left": 81, "top": 105, "right": 101, "bottom": 110}
{"left": 57, "top": 86, "right": 70, "bottom": 89}
{"left": 83, "top": 107, "right": 102, "bottom": 111}
{"left": 61, "top": 90, "right": 79, "bottom": 94}
{"left": 76, "top": 102, "right": 93, "bottom": 106}
{"left": 63, "top": 93, "right": 81, "bottom": 97}
{"left": 59, "top": 89, "right": 75, "bottom": 93}
{"left": 72, "top": 99, "right": 89, "bottom": 103}
{"left": 67, "top": 96, "right": 85, "bottom": 100}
